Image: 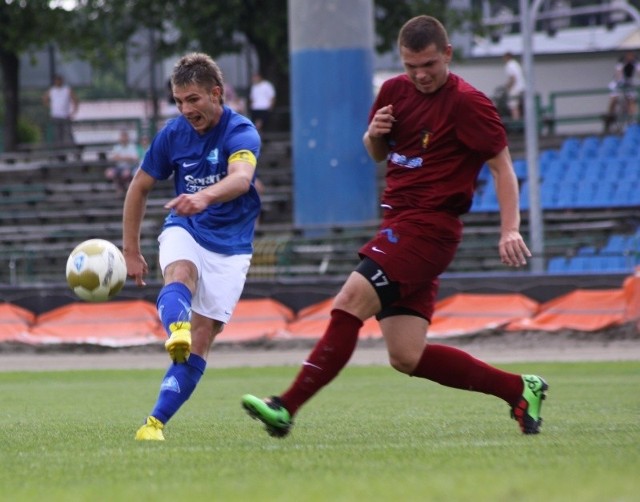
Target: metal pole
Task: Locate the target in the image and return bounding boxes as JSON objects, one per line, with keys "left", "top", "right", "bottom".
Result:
{"left": 520, "top": 0, "right": 545, "bottom": 273}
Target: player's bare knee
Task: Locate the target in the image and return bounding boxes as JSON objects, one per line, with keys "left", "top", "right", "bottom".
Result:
{"left": 388, "top": 353, "right": 419, "bottom": 375}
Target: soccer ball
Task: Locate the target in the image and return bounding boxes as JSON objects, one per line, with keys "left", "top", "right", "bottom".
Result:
{"left": 65, "top": 239, "right": 127, "bottom": 302}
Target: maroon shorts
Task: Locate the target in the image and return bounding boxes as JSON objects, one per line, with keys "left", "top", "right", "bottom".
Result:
{"left": 359, "top": 209, "right": 462, "bottom": 321}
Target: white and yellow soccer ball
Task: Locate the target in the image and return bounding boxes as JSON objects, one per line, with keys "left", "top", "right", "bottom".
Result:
{"left": 65, "top": 239, "right": 127, "bottom": 302}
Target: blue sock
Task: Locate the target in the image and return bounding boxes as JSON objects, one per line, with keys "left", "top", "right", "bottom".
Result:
{"left": 150, "top": 353, "right": 207, "bottom": 424}
{"left": 157, "top": 282, "right": 192, "bottom": 335}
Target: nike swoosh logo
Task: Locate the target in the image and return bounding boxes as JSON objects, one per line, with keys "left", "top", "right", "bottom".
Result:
{"left": 372, "top": 246, "right": 386, "bottom": 254}
{"left": 182, "top": 161, "right": 198, "bottom": 168}
{"left": 303, "top": 361, "right": 323, "bottom": 370}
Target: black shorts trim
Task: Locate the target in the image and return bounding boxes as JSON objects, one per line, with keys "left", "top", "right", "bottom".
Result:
{"left": 355, "top": 257, "right": 400, "bottom": 308}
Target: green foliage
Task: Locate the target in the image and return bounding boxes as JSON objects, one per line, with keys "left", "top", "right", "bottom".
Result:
{"left": 0, "top": 361, "right": 638, "bottom": 501}
{"left": 0, "top": 1, "right": 69, "bottom": 53}
{"left": 17, "top": 117, "right": 42, "bottom": 144}
{"left": 374, "top": 0, "right": 471, "bottom": 53}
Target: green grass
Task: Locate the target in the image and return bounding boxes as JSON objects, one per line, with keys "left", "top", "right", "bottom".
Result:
{"left": 0, "top": 361, "right": 638, "bottom": 502}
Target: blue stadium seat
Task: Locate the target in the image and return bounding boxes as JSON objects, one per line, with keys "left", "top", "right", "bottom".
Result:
{"left": 592, "top": 255, "right": 631, "bottom": 272}
{"left": 623, "top": 124, "right": 640, "bottom": 142}
{"left": 577, "top": 245, "right": 597, "bottom": 255}
{"left": 578, "top": 136, "right": 600, "bottom": 159}
{"left": 547, "top": 256, "right": 569, "bottom": 273}
{"left": 573, "top": 182, "right": 598, "bottom": 208}
{"left": 477, "top": 164, "right": 491, "bottom": 182}
{"left": 542, "top": 160, "right": 567, "bottom": 182}
{"left": 600, "top": 160, "right": 625, "bottom": 181}
{"left": 559, "top": 137, "right": 580, "bottom": 159}
{"left": 597, "top": 135, "right": 621, "bottom": 158}
{"left": 583, "top": 180, "right": 616, "bottom": 207}
{"left": 481, "top": 183, "right": 499, "bottom": 211}
{"left": 564, "top": 160, "right": 586, "bottom": 182}
{"left": 519, "top": 181, "right": 530, "bottom": 210}
{"left": 539, "top": 149, "right": 558, "bottom": 165}
{"left": 617, "top": 142, "right": 639, "bottom": 158}
{"left": 555, "top": 186, "right": 578, "bottom": 209}
{"left": 512, "top": 159, "right": 528, "bottom": 179}
{"left": 540, "top": 188, "right": 558, "bottom": 209}
{"left": 566, "top": 256, "right": 594, "bottom": 272}
{"left": 613, "top": 184, "right": 640, "bottom": 207}
{"left": 582, "top": 160, "right": 604, "bottom": 181}
{"left": 601, "top": 234, "right": 630, "bottom": 254}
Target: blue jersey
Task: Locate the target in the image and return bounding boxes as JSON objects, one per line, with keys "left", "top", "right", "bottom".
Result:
{"left": 141, "top": 106, "right": 261, "bottom": 255}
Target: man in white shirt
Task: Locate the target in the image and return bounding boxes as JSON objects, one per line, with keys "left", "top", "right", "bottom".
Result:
{"left": 249, "top": 72, "right": 276, "bottom": 131}
{"left": 42, "top": 74, "right": 79, "bottom": 145}
{"left": 503, "top": 52, "right": 525, "bottom": 121}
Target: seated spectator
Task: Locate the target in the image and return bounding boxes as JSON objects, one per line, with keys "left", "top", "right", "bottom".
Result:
{"left": 105, "top": 130, "right": 141, "bottom": 194}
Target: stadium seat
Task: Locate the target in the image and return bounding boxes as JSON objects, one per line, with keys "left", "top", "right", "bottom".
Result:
{"left": 542, "top": 160, "right": 566, "bottom": 182}
{"left": 601, "top": 234, "right": 629, "bottom": 254}
{"left": 555, "top": 186, "right": 578, "bottom": 209}
{"left": 592, "top": 255, "right": 631, "bottom": 272}
{"left": 540, "top": 188, "right": 557, "bottom": 209}
{"left": 597, "top": 135, "right": 621, "bottom": 158}
{"left": 547, "top": 256, "right": 569, "bottom": 273}
{"left": 481, "top": 183, "right": 499, "bottom": 211}
{"left": 563, "top": 160, "right": 586, "bottom": 182}
{"left": 577, "top": 136, "right": 599, "bottom": 159}
{"left": 519, "top": 181, "right": 529, "bottom": 210}
{"left": 566, "top": 256, "right": 593, "bottom": 272}
{"left": 558, "top": 137, "right": 580, "bottom": 160}
{"left": 539, "top": 149, "right": 558, "bottom": 165}
{"left": 477, "top": 164, "right": 491, "bottom": 182}
{"left": 512, "top": 159, "right": 528, "bottom": 179}
{"left": 577, "top": 245, "right": 597, "bottom": 255}
{"left": 581, "top": 161, "right": 604, "bottom": 181}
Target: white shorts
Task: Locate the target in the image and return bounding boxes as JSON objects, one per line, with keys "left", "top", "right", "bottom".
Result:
{"left": 158, "top": 226, "right": 252, "bottom": 324}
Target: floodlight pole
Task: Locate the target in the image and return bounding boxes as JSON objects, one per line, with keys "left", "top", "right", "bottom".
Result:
{"left": 520, "top": 0, "right": 545, "bottom": 274}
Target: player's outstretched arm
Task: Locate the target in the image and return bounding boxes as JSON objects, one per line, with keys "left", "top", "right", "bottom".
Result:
{"left": 122, "top": 169, "right": 155, "bottom": 286}
{"left": 486, "top": 147, "right": 531, "bottom": 267}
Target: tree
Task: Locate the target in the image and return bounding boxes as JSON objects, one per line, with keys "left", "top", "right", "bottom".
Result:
{"left": 2, "top": 0, "right": 477, "bottom": 152}
{"left": 0, "top": 0, "right": 141, "bottom": 152}
{"left": 0, "top": 1, "right": 69, "bottom": 152}
{"left": 156, "top": 0, "right": 289, "bottom": 103}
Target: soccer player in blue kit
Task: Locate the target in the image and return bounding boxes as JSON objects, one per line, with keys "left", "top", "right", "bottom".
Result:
{"left": 123, "top": 53, "right": 262, "bottom": 440}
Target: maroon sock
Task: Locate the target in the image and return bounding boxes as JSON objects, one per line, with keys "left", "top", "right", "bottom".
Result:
{"left": 280, "top": 309, "right": 363, "bottom": 416}
{"left": 410, "top": 344, "right": 523, "bottom": 406}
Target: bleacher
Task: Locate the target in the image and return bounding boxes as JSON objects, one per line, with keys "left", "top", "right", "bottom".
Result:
{"left": 0, "top": 153, "right": 173, "bottom": 285}
{"left": 470, "top": 124, "right": 640, "bottom": 274}
{"left": 2, "top": 125, "right": 640, "bottom": 286}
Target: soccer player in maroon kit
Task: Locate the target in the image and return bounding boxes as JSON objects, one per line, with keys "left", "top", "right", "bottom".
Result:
{"left": 243, "top": 15, "right": 548, "bottom": 436}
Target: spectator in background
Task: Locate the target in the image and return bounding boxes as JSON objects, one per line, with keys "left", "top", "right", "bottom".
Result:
{"left": 249, "top": 72, "right": 276, "bottom": 132}
{"left": 42, "top": 74, "right": 79, "bottom": 146}
{"left": 105, "top": 130, "right": 141, "bottom": 194}
{"left": 502, "top": 52, "right": 525, "bottom": 121}
{"left": 606, "top": 51, "right": 639, "bottom": 129}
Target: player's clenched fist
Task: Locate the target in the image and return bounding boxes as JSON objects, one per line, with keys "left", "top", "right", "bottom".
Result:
{"left": 368, "top": 104, "right": 395, "bottom": 138}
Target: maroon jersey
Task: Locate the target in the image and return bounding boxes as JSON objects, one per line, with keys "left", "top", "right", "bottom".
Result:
{"left": 371, "top": 73, "right": 507, "bottom": 215}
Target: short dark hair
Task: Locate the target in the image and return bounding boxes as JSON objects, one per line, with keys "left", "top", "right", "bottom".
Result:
{"left": 171, "top": 52, "right": 225, "bottom": 103}
{"left": 398, "top": 15, "right": 449, "bottom": 53}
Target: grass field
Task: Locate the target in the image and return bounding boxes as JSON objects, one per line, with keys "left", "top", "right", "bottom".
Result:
{"left": 0, "top": 361, "right": 638, "bottom": 502}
